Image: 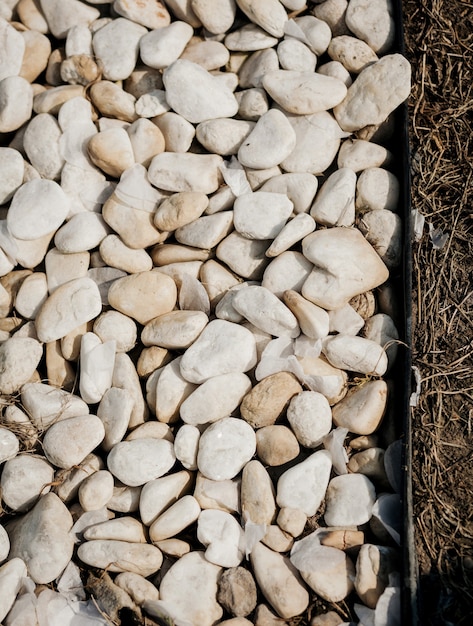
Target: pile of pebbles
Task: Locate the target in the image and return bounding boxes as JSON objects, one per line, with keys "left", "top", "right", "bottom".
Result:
{"left": 0, "top": 0, "right": 411, "bottom": 624}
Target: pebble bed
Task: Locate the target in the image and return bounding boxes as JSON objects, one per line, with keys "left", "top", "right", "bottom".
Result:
{"left": 0, "top": 1, "right": 411, "bottom": 625}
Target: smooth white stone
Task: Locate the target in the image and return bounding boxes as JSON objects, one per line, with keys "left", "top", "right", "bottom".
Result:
{"left": 0, "top": 76, "right": 33, "bottom": 132}
{"left": 180, "top": 319, "right": 257, "bottom": 383}
{"left": 345, "top": 0, "right": 395, "bottom": 54}
{"left": 281, "top": 112, "right": 345, "bottom": 175}
{"left": 328, "top": 35, "right": 379, "bottom": 73}
{"left": 362, "top": 313, "right": 399, "bottom": 368}
{"left": 174, "top": 424, "right": 200, "bottom": 470}
{"left": 79, "top": 332, "right": 115, "bottom": 404}
{"left": 197, "top": 509, "right": 245, "bottom": 567}
{"left": 235, "top": 87, "right": 269, "bottom": 121}
{"left": 40, "top": 0, "right": 99, "bottom": 38}
{"left": 328, "top": 303, "right": 365, "bottom": 335}
{"left": 54, "top": 212, "right": 109, "bottom": 253}
{"left": 236, "top": 0, "right": 288, "bottom": 37}
{"left": 78, "top": 470, "right": 114, "bottom": 512}
{"left": 163, "top": 59, "right": 238, "bottom": 123}
{"left": 277, "top": 450, "right": 332, "bottom": 516}
{"left": 216, "top": 232, "right": 270, "bottom": 280}
{"left": 233, "top": 191, "right": 293, "bottom": 240}
{"left": 8, "top": 492, "right": 73, "bottom": 584}
{"left": 114, "top": 163, "right": 163, "bottom": 212}
{"left": 196, "top": 118, "right": 255, "bottom": 156}
{"left": 135, "top": 89, "right": 171, "bottom": 117}
{"left": 322, "top": 334, "right": 388, "bottom": 376}
{"left": 180, "top": 372, "right": 252, "bottom": 425}
{"left": 331, "top": 379, "right": 388, "bottom": 435}
{"left": 53, "top": 452, "right": 103, "bottom": 503}
{"left": 126, "top": 421, "right": 173, "bottom": 443}
{"left": 310, "top": 168, "right": 357, "bottom": 227}
{"left": 0, "top": 426, "right": 19, "bottom": 464}
{"left": 313, "top": 0, "right": 349, "bottom": 36}
{"left": 263, "top": 70, "right": 347, "bottom": 115}
{"left": 78, "top": 540, "right": 163, "bottom": 576}
{"left": 156, "top": 551, "right": 222, "bottom": 626}
{"left": 191, "top": 0, "right": 236, "bottom": 34}
{"left": 87, "top": 127, "right": 135, "bottom": 178}
{"left": 324, "top": 474, "right": 376, "bottom": 526}
{"left": 149, "top": 494, "right": 201, "bottom": 542}
{"left": 153, "top": 111, "right": 195, "bottom": 153}
{"left": 232, "top": 285, "right": 300, "bottom": 338}
{"left": 158, "top": 0, "right": 201, "bottom": 26}
{"left": 139, "top": 470, "right": 193, "bottom": 526}
{"left": 14, "top": 272, "right": 48, "bottom": 320}
{"left": 153, "top": 356, "right": 198, "bottom": 423}
{"left": 246, "top": 164, "right": 282, "bottom": 190}
{"left": 291, "top": 15, "right": 332, "bottom": 55}
{"left": 250, "top": 542, "right": 309, "bottom": 619}
{"left": 260, "top": 173, "right": 318, "bottom": 214}
{"left": 94, "top": 311, "right": 137, "bottom": 353}
{"left": 140, "top": 21, "right": 193, "bottom": 69}
{"left": 360, "top": 209, "right": 402, "bottom": 268}
{"left": 113, "top": 0, "right": 171, "bottom": 29}
{"left": 266, "top": 214, "right": 316, "bottom": 257}
{"left": 334, "top": 54, "right": 411, "bottom": 132}
{"left": 197, "top": 416, "right": 256, "bottom": 480}
{"left": 239, "top": 49, "right": 279, "bottom": 89}
{"left": 215, "top": 282, "right": 257, "bottom": 323}
{"left": 241, "top": 459, "right": 276, "bottom": 525}
{"left": 107, "top": 438, "right": 176, "bottom": 487}
{"left": 84, "top": 516, "right": 147, "bottom": 543}
{"left": 45, "top": 248, "right": 89, "bottom": 293}
{"left": 149, "top": 152, "right": 223, "bottom": 194}
{"left": 175, "top": 211, "right": 233, "bottom": 249}
{"left": 60, "top": 165, "right": 108, "bottom": 215}
{"left": 87, "top": 267, "right": 127, "bottom": 306}
{"left": 1, "top": 454, "right": 54, "bottom": 512}
{"left": 0, "top": 337, "right": 42, "bottom": 395}
{"left": 356, "top": 167, "right": 400, "bottom": 212}
{"left": 23, "top": 113, "right": 64, "bottom": 180}
{"left": 290, "top": 538, "right": 355, "bottom": 602}
{"left": 92, "top": 18, "right": 147, "bottom": 81}
{"left": 301, "top": 227, "right": 389, "bottom": 310}
{"left": 225, "top": 24, "right": 278, "bottom": 51}
{"left": 261, "top": 251, "right": 313, "bottom": 299}
{"left": 42, "top": 414, "right": 105, "bottom": 469}
{"left": 100, "top": 234, "right": 153, "bottom": 274}
{"left": 338, "top": 138, "right": 392, "bottom": 172}
{"left": 194, "top": 473, "right": 241, "bottom": 513}
{"left": 97, "top": 387, "right": 134, "bottom": 452}
{"left": 0, "top": 558, "right": 28, "bottom": 623}
{"left": 0, "top": 18, "right": 25, "bottom": 81}
{"left": 7, "top": 179, "right": 69, "bottom": 240}
{"left": 127, "top": 118, "right": 165, "bottom": 166}
{"left": 115, "top": 572, "right": 160, "bottom": 606}
{"left": 0, "top": 523, "right": 9, "bottom": 563}
{"left": 238, "top": 109, "right": 296, "bottom": 169}
{"left": 65, "top": 23, "right": 93, "bottom": 56}
{"left": 283, "top": 290, "right": 330, "bottom": 341}
{"left": 277, "top": 38, "right": 317, "bottom": 72}
{"left": 21, "top": 382, "right": 88, "bottom": 429}
{"left": 317, "top": 59, "right": 353, "bottom": 86}
{"left": 287, "top": 391, "right": 332, "bottom": 448}
{"left": 0, "top": 147, "right": 24, "bottom": 204}
{"left": 107, "top": 484, "right": 141, "bottom": 514}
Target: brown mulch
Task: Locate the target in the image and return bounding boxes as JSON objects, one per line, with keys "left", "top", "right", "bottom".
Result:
{"left": 403, "top": 0, "right": 473, "bottom": 623}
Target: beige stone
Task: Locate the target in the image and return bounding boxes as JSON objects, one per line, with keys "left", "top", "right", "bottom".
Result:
{"left": 241, "top": 460, "right": 276, "bottom": 525}
{"left": 142, "top": 310, "right": 208, "bottom": 349}
{"left": 240, "top": 372, "right": 302, "bottom": 429}
{"left": 127, "top": 118, "right": 165, "bottom": 167}
{"left": 102, "top": 194, "right": 164, "bottom": 250}
{"left": 87, "top": 128, "right": 135, "bottom": 178}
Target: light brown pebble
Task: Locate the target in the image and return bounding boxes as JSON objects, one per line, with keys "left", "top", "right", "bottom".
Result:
{"left": 240, "top": 372, "right": 302, "bottom": 429}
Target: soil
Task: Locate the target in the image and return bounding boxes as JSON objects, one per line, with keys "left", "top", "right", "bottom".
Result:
{"left": 403, "top": 0, "right": 473, "bottom": 623}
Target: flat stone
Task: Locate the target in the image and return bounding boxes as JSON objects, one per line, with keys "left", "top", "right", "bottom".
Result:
{"left": 141, "top": 310, "right": 208, "bottom": 349}
{"left": 84, "top": 516, "right": 147, "bottom": 543}
{"left": 232, "top": 285, "right": 300, "bottom": 338}
{"left": 36, "top": 277, "right": 102, "bottom": 342}
{"left": 163, "top": 59, "right": 238, "bottom": 123}
{"left": 180, "top": 372, "right": 252, "bottom": 425}
{"left": 107, "top": 438, "right": 176, "bottom": 487}
{"left": 8, "top": 492, "right": 74, "bottom": 584}
{"left": 155, "top": 551, "right": 222, "bottom": 626}
{"left": 0, "top": 147, "right": 24, "bottom": 204}
{"left": 217, "top": 566, "right": 258, "bottom": 617}
{"left": 0, "top": 337, "right": 42, "bottom": 395}
{"left": 301, "top": 227, "right": 389, "bottom": 310}
{"left": 250, "top": 542, "right": 309, "bottom": 619}
{"left": 236, "top": 0, "right": 288, "bottom": 37}
{"left": 149, "top": 151, "right": 223, "bottom": 194}
{"left": 175, "top": 211, "right": 234, "bottom": 249}
{"left": 107, "top": 271, "right": 177, "bottom": 325}
{"left": 115, "top": 571, "right": 160, "bottom": 606}
{"left": 241, "top": 372, "right": 302, "bottom": 429}
{"left": 261, "top": 251, "right": 313, "bottom": 299}
{"left": 277, "top": 450, "right": 332, "bottom": 516}
{"left": 180, "top": 319, "right": 257, "bottom": 383}
{"left": 1, "top": 454, "right": 54, "bottom": 512}
{"left": 0, "top": 558, "right": 27, "bottom": 623}
{"left": 328, "top": 35, "right": 379, "bottom": 73}
{"left": 310, "top": 168, "right": 357, "bottom": 227}
{"left": 290, "top": 537, "right": 355, "bottom": 602}
{"left": 148, "top": 496, "right": 200, "bottom": 541}
{"left": 87, "top": 128, "right": 135, "bottom": 178}
{"left": 334, "top": 54, "right": 411, "bottom": 132}
{"left": 78, "top": 540, "right": 163, "bottom": 577}
{"left": 322, "top": 334, "right": 388, "bottom": 376}
{"left": 345, "top": 0, "right": 395, "bottom": 54}
{"left": 287, "top": 391, "right": 332, "bottom": 448}
{"left": 92, "top": 18, "right": 147, "bottom": 81}
{"left": 324, "top": 474, "right": 376, "bottom": 526}
{"left": 197, "top": 509, "right": 245, "bottom": 567}
{"left": 238, "top": 109, "right": 296, "bottom": 169}
{"left": 332, "top": 379, "right": 387, "bottom": 435}
{"left": 197, "top": 416, "right": 256, "bottom": 480}
{"left": 139, "top": 470, "right": 193, "bottom": 526}
{"left": 140, "top": 21, "right": 193, "bottom": 69}
{"left": 225, "top": 24, "right": 278, "bottom": 51}
{"left": 216, "top": 232, "right": 270, "bottom": 280}
{"left": 33, "top": 84, "right": 85, "bottom": 116}
{"left": 7, "top": 178, "right": 69, "bottom": 240}
{"left": 263, "top": 70, "right": 347, "bottom": 115}
{"left": 241, "top": 460, "right": 276, "bottom": 525}
{"left": 256, "top": 425, "right": 300, "bottom": 466}
{"left": 42, "top": 414, "right": 105, "bottom": 469}
{"left": 113, "top": 0, "right": 171, "bottom": 29}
